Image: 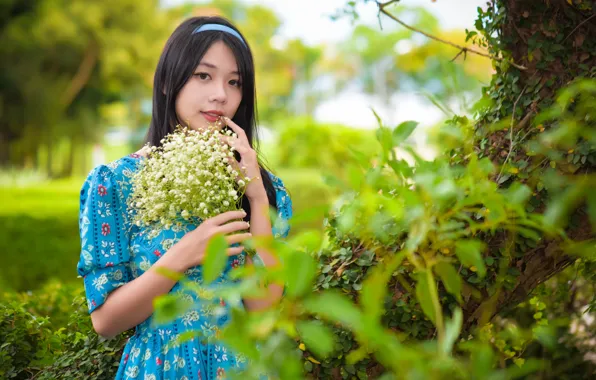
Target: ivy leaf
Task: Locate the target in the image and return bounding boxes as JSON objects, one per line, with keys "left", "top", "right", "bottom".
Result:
{"left": 415, "top": 270, "right": 438, "bottom": 325}
{"left": 434, "top": 262, "right": 463, "bottom": 303}
{"left": 455, "top": 240, "right": 487, "bottom": 278}
{"left": 296, "top": 320, "right": 335, "bottom": 359}
{"left": 203, "top": 234, "right": 228, "bottom": 284}
{"left": 392, "top": 121, "right": 418, "bottom": 146}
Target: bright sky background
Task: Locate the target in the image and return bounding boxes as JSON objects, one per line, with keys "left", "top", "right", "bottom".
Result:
{"left": 160, "top": 0, "right": 488, "bottom": 155}
{"left": 163, "top": 0, "right": 486, "bottom": 45}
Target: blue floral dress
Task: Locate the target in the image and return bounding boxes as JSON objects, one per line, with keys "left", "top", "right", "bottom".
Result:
{"left": 77, "top": 154, "right": 292, "bottom": 380}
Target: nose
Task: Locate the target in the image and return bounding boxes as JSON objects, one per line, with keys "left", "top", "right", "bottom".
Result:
{"left": 208, "top": 81, "right": 227, "bottom": 104}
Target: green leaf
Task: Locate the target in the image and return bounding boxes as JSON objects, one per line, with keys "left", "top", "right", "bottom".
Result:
{"left": 153, "top": 294, "right": 193, "bottom": 326}
{"left": 544, "top": 185, "right": 584, "bottom": 229}
{"left": 392, "top": 121, "right": 418, "bottom": 145}
{"left": 361, "top": 251, "right": 406, "bottom": 321}
{"left": 506, "top": 183, "right": 532, "bottom": 205}
{"left": 203, "top": 234, "right": 228, "bottom": 284}
{"left": 346, "top": 163, "right": 363, "bottom": 189}
{"left": 296, "top": 320, "right": 335, "bottom": 359}
{"left": 455, "top": 240, "right": 487, "bottom": 278}
{"left": 376, "top": 126, "right": 393, "bottom": 154}
{"left": 441, "top": 308, "right": 462, "bottom": 355}
{"left": 370, "top": 107, "right": 384, "bottom": 128}
{"left": 415, "top": 270, "right": 438, "bottom": 324}
{"left": 434, "top": 262, "right": 463, "bottom": 303}
{"left": 303, "top": 291, "right": 364, "bottom": 333}
{"left": 284, "top": 250, "right": 317, "bottom": 298}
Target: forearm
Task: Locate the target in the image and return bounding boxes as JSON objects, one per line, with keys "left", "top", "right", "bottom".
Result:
{"left": 244, "top": 195, "right": 284, "bottom": 310}
{"left": 90, "top": 248, "right": 186, "bottom": 338}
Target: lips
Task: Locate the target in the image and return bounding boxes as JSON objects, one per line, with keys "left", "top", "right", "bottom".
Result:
{"left": 201, "top": 111, "right": 223, "bottom": 123}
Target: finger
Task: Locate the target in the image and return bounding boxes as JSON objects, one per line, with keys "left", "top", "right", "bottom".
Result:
{"left": 217, "top": 221, "right": 250, "bottom": 235}
{"left": 227, "top": 246, "right": 244, "bottom": 256}
{"left": 209, "top": 210, "right": 247, "bottom": 225}
{"left": 225, "top": 232, "right": 252, "bottom": 245}
{"left": 222, "top": 117, "right": 248, "bottom": 140}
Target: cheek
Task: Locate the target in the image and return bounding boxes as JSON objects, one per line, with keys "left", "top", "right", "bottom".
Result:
{"left": 230, "top": 90, "right": 243, "bottom": 112}
{"left": 176, "top": 86, "right": 197, "bottom": 116}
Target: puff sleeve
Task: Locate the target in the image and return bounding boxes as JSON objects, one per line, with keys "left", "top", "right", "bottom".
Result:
{"left": 76, "top": 165, "right": 132, "bottom": 313}
{"left": 270, "top": 173, "right": 293, "bottom": 239}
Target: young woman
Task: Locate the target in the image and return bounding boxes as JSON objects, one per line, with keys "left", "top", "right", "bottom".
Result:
{"left": 77, "top": 16, "right": 292, "bottom": 380}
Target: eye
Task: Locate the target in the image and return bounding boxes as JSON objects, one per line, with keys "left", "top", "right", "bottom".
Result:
{"left": 229, "top": 79, "right": 242, "bottom": 88}
{"left": 194, "top": 72, "right": 210, "bottom": 80}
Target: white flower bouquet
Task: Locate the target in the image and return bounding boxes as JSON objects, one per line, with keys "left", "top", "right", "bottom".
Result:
{"left": 128, "top": 123, "right": 251, "bottom": 230}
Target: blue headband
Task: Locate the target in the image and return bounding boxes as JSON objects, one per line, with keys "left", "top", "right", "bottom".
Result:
{"left": 192, "top": 24, "right": 247, "bottom": 47}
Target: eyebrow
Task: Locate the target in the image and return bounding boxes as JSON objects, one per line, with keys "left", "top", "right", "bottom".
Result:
{"left": 198, "top": 61, "right": 239, "bottom": 75}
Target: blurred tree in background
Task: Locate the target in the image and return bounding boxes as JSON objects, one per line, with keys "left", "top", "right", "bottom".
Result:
{"left": 0, "top": 0, "right": 169, "bottom": 177}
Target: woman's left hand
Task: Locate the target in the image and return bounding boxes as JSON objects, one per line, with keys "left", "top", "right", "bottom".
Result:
{"left": 221, "top": 117, "right": 267, "bottom": 202}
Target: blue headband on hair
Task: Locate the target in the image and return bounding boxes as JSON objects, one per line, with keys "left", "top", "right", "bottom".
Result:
{"left": 192, "top": 24, "right": 247, "bottom": 47}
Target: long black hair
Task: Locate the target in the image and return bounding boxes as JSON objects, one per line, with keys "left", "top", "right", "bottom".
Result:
{"left": 146, "top": 16, "right": 277, "bottom": 218}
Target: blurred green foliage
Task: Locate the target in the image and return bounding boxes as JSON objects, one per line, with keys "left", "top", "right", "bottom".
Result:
{"left": 1, "top": 0, "right": 595, "bottom": 379}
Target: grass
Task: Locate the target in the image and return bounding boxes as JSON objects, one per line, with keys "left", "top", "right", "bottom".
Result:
{"left": 0, "top": 167, "right": 335, "bottom": 291}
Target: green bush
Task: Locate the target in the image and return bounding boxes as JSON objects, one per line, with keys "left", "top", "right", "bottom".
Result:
{"left": 273, "top": 117, "right": 378, "bottom": 174}
{"left": 0, "top": 281, "right": 85, "bottom": 328}
{"left": 0, "top": 282, "right": 129, "bottom": 379}
{"left": 0, "top": 301, "right": 56, "bottom": 379}
{"left": 277, "top": 168, "right": 337, "bottom": 233}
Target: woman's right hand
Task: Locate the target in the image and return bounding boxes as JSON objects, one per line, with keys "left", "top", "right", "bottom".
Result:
{"left": 169, "top": 210, "right": 251, "bottom": 271}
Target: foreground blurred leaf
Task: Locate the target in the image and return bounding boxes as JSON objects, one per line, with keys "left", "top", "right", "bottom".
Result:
{"left": 153, "top": 294, "right": 193, "bottom": 326}
{"left": 455, "top": 240, "right": 487, "bottom": 278}
{"left": 434, "top": 262, "right": 463, "bottom": 303}
{"left": 392, "top": 120, "right": 418, "bottom": 146}
{"left": 441, "top": 308, "right": 462, "bottom": 355}
{"left": 303, "top": 291, "right": 364, "bottom": 332}
{"left": 204, "top": 234, "right": 228, "bottom": 284}
{"left": 284, "top": 250, "right": 318, "bottom": 298}
{"left": 296, "top": 320, "right": 335, "bottom": 359}
{"left": 415, "top": 270, "right": 438, "bottom": 324}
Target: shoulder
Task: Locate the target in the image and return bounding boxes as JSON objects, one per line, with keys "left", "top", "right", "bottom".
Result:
{"left": 266, "top": 171, "right": 293, "bottom": 215}
{"left": 266, "top": 171, "right": 288, "bottom": 192}
{"left": 81, "top": 154, "right": 142, "bottom": 197}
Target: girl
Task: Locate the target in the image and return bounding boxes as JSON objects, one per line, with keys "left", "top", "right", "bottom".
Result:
{"left": 77, "top": 16, "right": 292, "bottom": 380}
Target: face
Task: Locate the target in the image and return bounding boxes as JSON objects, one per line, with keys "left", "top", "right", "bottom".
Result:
{"left": 175, "top": 41, "right": 243, "bottom": 130}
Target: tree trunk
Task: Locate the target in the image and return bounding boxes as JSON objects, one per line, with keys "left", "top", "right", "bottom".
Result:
{"left": 464, "top": 0, "right": 596, "bottom": 326}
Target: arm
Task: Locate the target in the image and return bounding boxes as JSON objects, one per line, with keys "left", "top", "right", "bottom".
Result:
{"left": 78, "top": 165, "right": 249, "bottom": 339}
{"left": 90, "top": 209, "right": 249, "bottom": 338}
{"left": 242, "top": 192, "right": 285, "bottom": 311}
{"left": 90, "top": 248, "right": 186, "bottom": 339}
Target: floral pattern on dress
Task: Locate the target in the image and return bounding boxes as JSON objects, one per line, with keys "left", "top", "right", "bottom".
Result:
{"left": 77, "top": 154, "right": 291, "bottom": 379}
